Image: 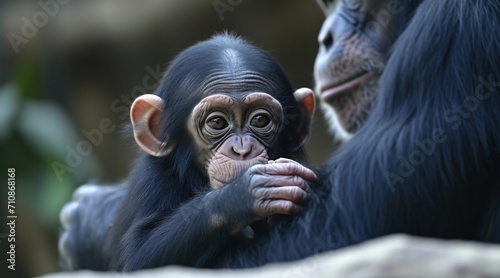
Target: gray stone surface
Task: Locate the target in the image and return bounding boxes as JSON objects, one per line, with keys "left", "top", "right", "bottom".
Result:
{"left": 40, "top": 235, "right": 500, "bottom": 278}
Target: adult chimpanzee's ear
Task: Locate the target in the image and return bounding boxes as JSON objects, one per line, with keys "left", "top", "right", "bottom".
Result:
{"left": 130, "top": 94, "right": 173, "bottom": 157}
{"left": 293, "top": 88, "right": 315, "bottom": 148}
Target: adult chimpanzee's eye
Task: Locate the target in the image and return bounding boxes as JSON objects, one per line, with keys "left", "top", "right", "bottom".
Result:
{"left": 250, "top": 114, "right": 270, "bottom": 128}
{"left": 206, "top": 117, "right": 228, "bottom": 130}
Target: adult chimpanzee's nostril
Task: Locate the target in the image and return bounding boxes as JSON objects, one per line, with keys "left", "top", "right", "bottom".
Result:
{"left": 321, "top": 32, "right": 334, "bottom": 51}
{"left": 317, "top": 15, "right": 335, "bottom": 52}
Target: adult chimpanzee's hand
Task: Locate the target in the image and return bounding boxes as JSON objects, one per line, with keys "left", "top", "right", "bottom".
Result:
{"left": 212, "top": 158, "right": 317, "bottom": 233}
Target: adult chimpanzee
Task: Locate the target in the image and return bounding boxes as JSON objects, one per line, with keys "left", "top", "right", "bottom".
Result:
{"left": 59, "top": 34, "right": 317, "bottom": 271}
{"left": 314, "top": 0, "right": 420, "bottom": 141}
{"left": 206, "top": 0, "right": 500, "bottom": 267}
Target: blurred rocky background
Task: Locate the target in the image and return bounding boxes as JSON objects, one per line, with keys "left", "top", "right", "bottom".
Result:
{"left": 0, "top": 1, "right": 333, "bottom": 277}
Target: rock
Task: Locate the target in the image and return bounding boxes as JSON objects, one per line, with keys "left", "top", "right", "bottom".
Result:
{"left": 39, "top": 235, "right": 500, "bottom": 278}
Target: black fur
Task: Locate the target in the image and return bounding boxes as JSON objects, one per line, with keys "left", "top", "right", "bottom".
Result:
{"left": 212, "top": 0, "right": 500, "bottom": 267}
{"left": 59, "top": 34, "right": 309, "bottom": 271}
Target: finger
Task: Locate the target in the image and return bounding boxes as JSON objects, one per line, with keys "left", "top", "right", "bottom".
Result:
{"left": 251, "top": 162, "right": 317, "bottom": 182}
{"left": 273, "top": 158, "right": 295, "bottom": 164}
{"left": 254, "top": 186, "right": 310, "bottom": 204}
{"left": 250, "top": 174, "right": 312, "bottom": 192}
{"left": 265, "top": 200, "right": 305, "bottom": 216}
{"left": 274, "top": 175, "right": 312, "bottom": 192}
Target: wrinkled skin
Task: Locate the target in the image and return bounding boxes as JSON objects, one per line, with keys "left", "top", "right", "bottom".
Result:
{"left": 208, "top": 158, "right": 315, "bottom": 233}
{"left": 314, "top": 0, "right": 405, "bottom": 140}
{"left": 188, "top": 92, "right": 285, "bottom": 189}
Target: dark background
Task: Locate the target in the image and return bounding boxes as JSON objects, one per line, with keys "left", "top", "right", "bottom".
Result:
{"left": 0, "top": 0, "right": 335, "bottom": 276}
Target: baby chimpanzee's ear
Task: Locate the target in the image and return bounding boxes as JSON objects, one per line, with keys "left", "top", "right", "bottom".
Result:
{"left": 130, "top": 94, "right": 173, "bottom": 157}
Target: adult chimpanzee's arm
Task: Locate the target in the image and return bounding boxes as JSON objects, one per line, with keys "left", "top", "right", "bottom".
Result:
{"left": 119, "top": 160, "right": 316, "bottom": 271}
{"left": 59, "top": 184, "right": 126, "bottom": 270}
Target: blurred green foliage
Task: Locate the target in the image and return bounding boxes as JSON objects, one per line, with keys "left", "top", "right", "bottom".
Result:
{"left": 0, "top": 82, "right": 100, "bottom": 227}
